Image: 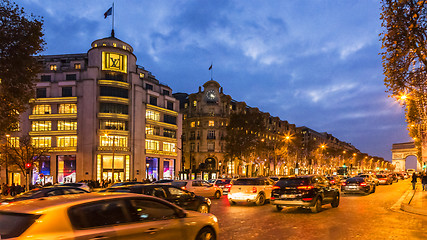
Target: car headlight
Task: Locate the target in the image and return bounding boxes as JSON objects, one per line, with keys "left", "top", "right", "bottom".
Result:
{"left": 206, "top": 198, "right": 211, "bottom": 205}
{"left": 210, "top": 215, "right": 218, "bottom": 223}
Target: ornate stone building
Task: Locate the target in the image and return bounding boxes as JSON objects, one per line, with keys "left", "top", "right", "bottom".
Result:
{"left": 1, "top": 36, "right": 182, "bottom": 185}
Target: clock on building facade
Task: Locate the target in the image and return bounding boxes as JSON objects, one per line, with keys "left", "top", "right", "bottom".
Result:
{"left": 205, "top": 90, "right": 218, "bottom": 103}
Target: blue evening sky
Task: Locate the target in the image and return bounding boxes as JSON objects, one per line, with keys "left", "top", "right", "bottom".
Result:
{"left": 19, "top": 0, "right": 412, "bottom": 162}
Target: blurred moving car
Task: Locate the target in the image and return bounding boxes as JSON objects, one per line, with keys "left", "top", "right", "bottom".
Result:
{"left": 104, "top": 184, "right": 212, "bottom": 213}
{"left": 0, "top": 193, "right": 219, "bottom": 240}
{"left": 227, "top": 177, "right": 275, "bottom": 206}
{"left": 1, "top": 186, "right": 89, "bottom": 205}
{"left": 388, "top": 173, "right": 399, "bottom": 183}
{"left": 375, "top": 174, "right": 393, "bottom": 185}
{"left": 341, "top": 177, "right": 376, "bottom": 195}
{"left": 58, "top": 182, "right": 91, "bottom": 192}
{"left": 153, "top": 179, "right": 174, "bottom": 185}
{"left": 171, "top": 180, "right": 222, "bottom": 199}
{"left": 270, "top": 175, "right": 340, "bottom": 213}
{"left": 358, "top": 174, "right": 379, "bottom": 186}
{"left": 209, "top": 179, "right": 232, "bottom": 195}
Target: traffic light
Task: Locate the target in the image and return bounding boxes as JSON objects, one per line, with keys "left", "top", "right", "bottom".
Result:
{"left": 25, "top": 162, "right": 32, "bottom": 173}
{"left": 343, "top": 164, "right": 346, "bottom": 168}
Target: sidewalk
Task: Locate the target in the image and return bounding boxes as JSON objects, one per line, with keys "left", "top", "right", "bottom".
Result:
{"left": 400, "top": 182, "right": 427, "bottom": 216}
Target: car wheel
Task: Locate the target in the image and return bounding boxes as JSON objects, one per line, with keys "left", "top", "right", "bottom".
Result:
{"left": 197, "top": 203, "right": 210, "bottom": 213}
{"left": 255, "top": 193, "right": 265, "bottom": 206}
{"left": 228, "top": 199, "right": 236, "bottom": 205}
{"left": 214, "top": 191, "right": 221, "bottom": 199}
{"left": 275, "top": 205, "right": 283, "bottom": 211}
{"left": 196, "top": 226, "right": 216, "bottom": 240}
{"left": 331, "top": 194, "right": 340, "bottom": 208}
{"left": 310, "top": 198, "right": 322, "bottom": 213}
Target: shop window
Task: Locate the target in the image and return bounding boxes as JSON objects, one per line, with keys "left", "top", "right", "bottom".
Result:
{"left": 146, "top": 157, "right": 158, "bottom": 181}
{"left": 57, "top": 155, "right": 76, "bottom": 183}
{"left": 163, "top": 159, "right": 175, "bottom": 180}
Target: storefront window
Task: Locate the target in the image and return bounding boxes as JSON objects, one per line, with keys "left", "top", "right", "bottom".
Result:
{"left": 102, "top": 155, "right": 125, "bottom": 181}
{"left": 57, "top": 155, "right": 76, "bottom": 183}
{"left": 146, "top": 157, "right": 158, "bottom": 181}
{"left": 163, "top": 159, "right": 175, "bottom": 180}
{"left": 33, "top": 156, "right": 52, "bottom": 185}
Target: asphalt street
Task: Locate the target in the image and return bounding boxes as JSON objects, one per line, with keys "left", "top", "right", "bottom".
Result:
{"left": 210, "top": 179, "right": 427, "bottom": 240}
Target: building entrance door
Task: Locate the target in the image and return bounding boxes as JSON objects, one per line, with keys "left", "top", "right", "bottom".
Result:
{"left": 103, "top": 170, "right": 124, "bottom": 182}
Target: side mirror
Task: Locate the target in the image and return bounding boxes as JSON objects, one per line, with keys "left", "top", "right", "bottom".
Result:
{"left": 177, "top": 209, "right": 187, "bottom": 218}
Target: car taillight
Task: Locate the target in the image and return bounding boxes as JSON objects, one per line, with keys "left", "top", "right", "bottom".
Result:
{"left": 225, "top": 184, "right": 232, "bottom": 189}
{"left": 359, "top": 182, "right": 367, "bottom": 186}
{"left": 380, "top": 178, "right": 386, "bottom": 181}
{"left": 213, "top": 184, "right": 218, "bottom": 188}
{"left": 181, "top": 186, "right": 186, "bottom": 190}
{"left": 252, "top": 187, "right": 257, "bottom": 193}
{"left": 302, "top": 198, "right": 313, "bottom": 201}
{"left": 330, "top": 180, "right": 335, "bottom": 184}
{"left": 271, "top": 197, "right": 275, "bottom": 200}
{"left": 297, "top": 186, "right": 314, "bottom": 190}
{"left": 341, "top": 182, "right": 346, "bottom": 186}
{"left": 272, "top": 186, "right": 281, "bottom": 190}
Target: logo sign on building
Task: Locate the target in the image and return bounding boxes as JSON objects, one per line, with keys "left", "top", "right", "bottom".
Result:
{"left": 102, "top": 52, "right": 127, "bottom": 73}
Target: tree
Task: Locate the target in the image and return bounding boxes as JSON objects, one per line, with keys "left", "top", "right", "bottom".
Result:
{"left": 225, "top": 109, "right": 265, "bottom": 176}
{"left": 1, "top": 135, "right": 48, "bottom": 190}
{"left": 0, "top": 0, "right": 44, "bottom": 135}
{"left": 380, "top": 0, "right": 427, "bottom": 159}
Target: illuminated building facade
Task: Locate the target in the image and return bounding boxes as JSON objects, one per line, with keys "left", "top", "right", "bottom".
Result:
{"left": 2, "top": 37, "right": 181, "bottom": 185}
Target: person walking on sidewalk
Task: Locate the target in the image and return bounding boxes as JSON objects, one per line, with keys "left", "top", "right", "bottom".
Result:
{"left": 411, "top": 172, "right": 418, "bottom": 190}
{"left": 422, "top": 172, "right": 427, "bottom": 191}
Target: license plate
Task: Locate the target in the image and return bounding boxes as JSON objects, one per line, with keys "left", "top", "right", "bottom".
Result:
{"left": 281, "top": 194, "right": 296, "bottom": 198}
{"left": 348, "top": 186, "right": 357, "bottom": 189}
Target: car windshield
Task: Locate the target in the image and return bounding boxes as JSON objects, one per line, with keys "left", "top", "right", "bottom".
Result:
{"left": 347, "top": 177, "right": 365, "bottom": 183}
{"left": 275, "top": 178, "right": 309, "bottom": 187}
{"left": 171, "top": 182, "right": 187, "bottom": 188}
{"left": 233, "top": 179, "right": 260, "bottom": 185}
{"left": 376, "top": 174, "right": 386, "bottom": 178}
{"left": 0, "top": 212, "right": 40, "bottom": 239}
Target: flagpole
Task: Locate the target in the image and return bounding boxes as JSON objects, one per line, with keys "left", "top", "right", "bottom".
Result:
{"left": 112, "top": 2, "right": 115, "bottom": 37}
{"left": 210, "top": 62, "right": 213, "bottom": 80}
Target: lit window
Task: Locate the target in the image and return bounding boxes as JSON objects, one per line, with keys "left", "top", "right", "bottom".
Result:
{"left": 57, "top": 136, "right": 77, "bottom": 147}
{"left": 139, "top": 73, "right": 144, "bottom": 78}
{"left": 58, "top": 120, "right": 77, "bottom": 131}
{"left": 59, "top": 104, "right": 77, "bottom": 114}
{"left": 122, "top": 45, "right": 126, "bottom": 50}
{"left": 146, "top": 110, "right": 160, "bottom": 121}
{"left": 208, "top": 130, "right": 216, "bottom": 139}
{"left": 32, "top": 121, "right": 51, "bottom": 131}
{"left": 163, "top": 142, "right": 176, "bottom": 152}
{"left": 94, "top": 44, "right": 98, "bottom": 47}
{"left": 209, "top": 121, "right": 215, "bottom": 127}
{"left": 6, "top": 137, "right": 19, "bottom": 148}
{"left": 145, "top": 139, "right": 159, "bottom": 150}
{"left": 191, "top": 122, "right": 195, "bottom": 128}
{"left": 32, "top": 137, "right": 51, "bottom": 148}
{"left": 32, "top": 105, "right": 51, "bottom": 115}
{"left": 145, "top": 125, "right": 160, "bottom": 135}
{"left": 50, "top": 65, "right": 57, "bottom": 71}
{"left": 193, "top": 101, "right": 197, "bottom": 107}
{"left": 113, "top": 43, "right": 117, "bottom": 47}
{"left": 100, "top": 135, "right": 128, "bottom": 147}
{"left": 100, "top": 120, "right": 127, "bottom": 131}
{"left": 184, "top": 103, "right": 188, "bottom": 108}
{"left": 74, "top": 63, "right": 81, "bottom": 69}
{"left": 197, "top": 121, "right": 200, "bottom": 126}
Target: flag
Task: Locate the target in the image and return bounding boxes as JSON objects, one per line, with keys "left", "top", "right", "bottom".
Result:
{"left": 209, "top": 64, "right": 212, "bottom": 70}
{"left": 104, "top": 7, "right": 112, "bottom": 19}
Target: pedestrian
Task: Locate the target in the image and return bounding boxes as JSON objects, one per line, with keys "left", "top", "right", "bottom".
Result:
{"left": 411, "top": 172, "right": 418, "bottom": 190}
{"left": 422, "top": 172, "right": 427, "bottom": 191}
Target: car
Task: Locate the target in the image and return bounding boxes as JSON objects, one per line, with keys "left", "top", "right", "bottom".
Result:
{"left": 375, "top": 174, "right": 393, "bottom": 185}
{"left": 171, "top": 180, "right": 222, "bottom": 199}
{"left": 153, "top": 179, "right": 174, "bottom": 185}
{"left": 341, "top": 177, "right": 376, "bottom": 195}
{"left": 270, "top": 175, "right": 340, "bottom": 213}
{"left": 358, "top": 174, "right": 379, "bottom": 186}
{"left": 58, "top": 182, "right": 91, "bottom": 192}
{"left": 326, "top": 175, "right": 342, "bottom": 187}
{"left": 227, "top": 177, "right": 275, "bottom": 206}
{"left": 407, "top": 169, "right": 415, "bottom": 176}
{"left": 0, "top": 193, "right": 219, "bottom": 240}
{"left": 395, "top": 172, "right": 405, "bottom": 180}
{"left": 104, "top": 184, "right": 212, "bottom": 213}
{"left": 110, "top": 181, "right": 146, "bottom": 187}
{"left": 210, "top": 178, "right": 232, "bottom": 195}
{"left": 389, "top": 173, "right": 399, "bottom": 183}
{"left": 0, "top": 186, "right": 89, "bottom": 205}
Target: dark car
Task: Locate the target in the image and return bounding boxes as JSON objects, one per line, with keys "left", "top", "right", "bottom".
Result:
{"left": 104, "top": 184, "right": 212, "bottom": 213}
{"left": 341, "top": 177, "right": 376, "bottom": 195}
{"left": 0, "top": 186, "right": 89, "bottom": 205}
{"left": 376, "top": 174, "right": 393, "bottom": 185}
{"left": 326, "top": 175, "right": 342, "bottom": 187}
{"left": 211, "top": 178, "right": 232, "bottom": 195}
{"left": 389, "top": 173, "right": 399, "bottom": 183}
{"left": 270, "top": 175, "right": 340, "bottom": 213}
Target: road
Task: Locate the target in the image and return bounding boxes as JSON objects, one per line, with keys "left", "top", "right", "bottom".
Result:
{"left": 210, "top": 179, "right": 427, "bottom": 240}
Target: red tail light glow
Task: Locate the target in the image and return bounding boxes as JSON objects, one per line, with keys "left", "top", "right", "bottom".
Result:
{"left": 302, "top": 198, "right": 313, "bottom": 201}
{"left": 225, "top": 184, "right": 232, "bottom": 189}
{"left": 330, "top": 180, "right": 335, "bottom": 184}
{"left": 271, "top": 197, "right": 275, "bottom": 200}
{"left": 359, "top": 182, "right": 367, "bottom": 186}
{"left": 272, "top": 186, "right": 281, "bottom": 190}
{"left": 341, "top": 182, "right": 346, "bottom": 186}
{"left": 297, "top": 186, "right": 314, "bottom": 190}
{"left": 251, "top": 187, "right": 257, "bottom": 193}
